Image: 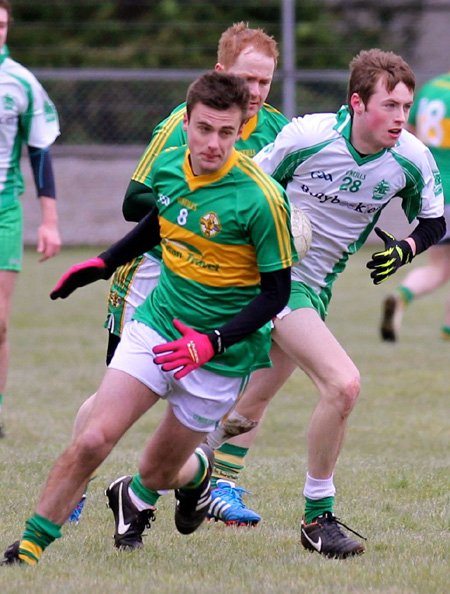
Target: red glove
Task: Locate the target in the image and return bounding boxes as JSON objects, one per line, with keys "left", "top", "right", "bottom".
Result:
{"left": 50, "top": 257, "right": 108, "bottom": 300}
{"left": 153, "top": 319, "right": 215, "bottom": 380}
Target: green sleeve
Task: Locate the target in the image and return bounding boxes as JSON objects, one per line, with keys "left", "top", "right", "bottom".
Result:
{"left": 122, "top": 179, "right": 157, "bottom": 222}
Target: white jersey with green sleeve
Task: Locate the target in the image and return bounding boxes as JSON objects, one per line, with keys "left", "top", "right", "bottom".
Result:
{"left": 254, "top": 105, "right": 444, "bottom": 302}
{"left": 0, "top": 47, "right": 59, "bottom": 211}
{"left": 133, "top": 145, "right": 296, "bottom": 377}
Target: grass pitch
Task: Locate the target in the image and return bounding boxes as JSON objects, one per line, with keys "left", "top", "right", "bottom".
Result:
{"left": 0, "top": 246, "right": 449, "bottom": 593}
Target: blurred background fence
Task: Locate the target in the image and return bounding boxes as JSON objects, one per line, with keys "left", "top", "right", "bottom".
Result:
{"left": 37, "top": 68, "right": 349, "bottom": 147}
{"left": 34, "top": 67, "right": 441, "bottom": 150}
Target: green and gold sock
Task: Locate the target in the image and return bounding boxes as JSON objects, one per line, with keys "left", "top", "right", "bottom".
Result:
{"left": 130, "top": 474, "right": 160, "bottom": 507}
{"left": 441, "top": 325, "right": 450, "bottom": 340}
{"left": 19, "top": 514, "right": 62, "bottom": 565}
{"left": 211, "top": 443, "right": 248, "bottom": 488}
{"left": 304, "top": 496, "right": 335, "bottom": 524}
{"left": 398, "top": 286, "right": 415, "bottom": 305}
{"left": 183, "top": 447, "right": 208, "bottom": 489}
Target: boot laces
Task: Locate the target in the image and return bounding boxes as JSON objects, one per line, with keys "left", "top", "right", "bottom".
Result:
{"left": 321, "top": 511, "right": 367, "bottom": 541}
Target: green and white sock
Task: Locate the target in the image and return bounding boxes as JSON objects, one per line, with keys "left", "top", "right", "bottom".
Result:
{"left": 303, "top": 473, "right": 336, "bottom": 524}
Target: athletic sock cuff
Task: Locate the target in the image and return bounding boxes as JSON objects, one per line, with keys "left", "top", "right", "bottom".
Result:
{"left": 130, "top": 474, "right": 160, "bottom": 506}
{"left": 19, "top": 513, "right": 62, "bottom": 563}
{"left": 216, "top": 443, "right": 249, "bottom": 457}
{"left": 183, "top": 448, "right": 208, "bottom": 489}
{"left": 398, "top": 286, "right": 415, "bottom": 304}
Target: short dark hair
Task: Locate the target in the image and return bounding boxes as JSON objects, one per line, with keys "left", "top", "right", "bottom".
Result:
{"left": 347, "top": 49, "right": 415, "bottom": 115}
{"left": 186, "top": 70, "right": 250, "bottom": 123}
{"left": 0, "top": 0, "right": 12, "bottom": 23}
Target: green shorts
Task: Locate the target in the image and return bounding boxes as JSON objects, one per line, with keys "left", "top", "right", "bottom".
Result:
{"left": 105, "top": 254, "right": 161, "bottom": 337}
{"left": 0, "top": 202, "right": 23, "bottom": 271}
{"left": 277, "top": 281, "right": 330, "bottom": 321}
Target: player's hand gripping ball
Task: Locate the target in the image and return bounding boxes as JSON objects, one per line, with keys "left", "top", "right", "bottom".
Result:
{"left": 290, "top": 204, "right": 312, "bottom": 260}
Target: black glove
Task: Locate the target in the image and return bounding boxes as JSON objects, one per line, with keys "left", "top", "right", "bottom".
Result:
{"left": 50, "top": 256, "right": 112, "bottom": 299}
{"left": 366, "top": 227, "right": 413, "bottom": 285}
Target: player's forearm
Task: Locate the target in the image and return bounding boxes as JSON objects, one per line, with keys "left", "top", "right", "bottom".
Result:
{"left": 209, "top": 268, "right": 291, "bottom": 353}
{"left": 38, "top": 196, "right": 61, "bottom": 260}
{"left": 408, "top": 215, "right": 446, "bottom": 255}
{"left": 28, "top": 146, "right": 56, "bottom": 199}
{"left": 99, "top": 206, "right": 161, "bottom": 271}
{"left": 39, "top": 196, "right": 59, "bottom": 226}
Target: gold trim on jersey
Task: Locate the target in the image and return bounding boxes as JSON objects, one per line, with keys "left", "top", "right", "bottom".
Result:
{"left": 160, "top": 218, "right": 260, "bottom": 287}
{"left": 132, "top": 108, "right": 186, "bottom": 182}
{"left": 240, "top": 113, "right": 258, "bottom": 141}
{"left": 235, "top": 154, "right": 294, "bottom": 265}
{"left": 182, "top": 149, "right": 239, "bottom": 191}
{"left": 113, "top": 257, "right": 141, "bottom": 288}
{"left": 263, "top": 103, "right": 283, "bottom": 114}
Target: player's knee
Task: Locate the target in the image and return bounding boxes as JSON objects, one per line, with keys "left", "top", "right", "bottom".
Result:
{"left": 326, "top": 369, "right": 361, "bottom": 417}
{"left": 74, "top": 427, "right": 115, "bottom": 465}
{"left": 339, "top": 372, "right": 361, "bottom": 416}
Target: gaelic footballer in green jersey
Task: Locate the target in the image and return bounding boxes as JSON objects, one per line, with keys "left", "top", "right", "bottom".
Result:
{"left": 380, "top": 72, "right": 450, "bottom": 341}
{"left": 409, "top": 72, "right": 450, "bottom": 220}
{"left": 2, "top": 72, "right": 296, "bottom": 566}
{"left": 105, "top": 101, "right": 289, "bottom": 346}
{"left": 134, "top": 144, "right": 295, "bottom": 376}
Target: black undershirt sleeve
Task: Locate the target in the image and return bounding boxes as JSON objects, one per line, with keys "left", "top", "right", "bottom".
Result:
{"left": 98, "top": 206, "right": 161, "bottom": 274}
{"left": 409, "top": 216, "right": 446, "bottom": 255}
{"left": 122, "top": 179, "right": 156, "bottom": 222}
{"left": 207, "top": 267, "right": 291, "bottom": 354}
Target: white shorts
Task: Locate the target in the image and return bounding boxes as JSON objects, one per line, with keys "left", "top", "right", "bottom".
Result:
{"left": 109, "top": 320, "right": 248, "bottom": 433}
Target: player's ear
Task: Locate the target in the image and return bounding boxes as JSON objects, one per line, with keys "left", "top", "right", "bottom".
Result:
{"left": 350, "top": 93, "right": 364, "bottom": 115}
{"left": 182, "top": 112, "right": 189, "bottom": 131}
{"left": 215, "top": 63, "right": 225, "bottom": 72}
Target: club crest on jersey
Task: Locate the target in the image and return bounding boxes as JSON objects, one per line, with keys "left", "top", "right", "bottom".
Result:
{"left": 372, "top": 179, "right": 391, "bottom": 200}
{"left": 44, "top": 100, "right": 57, "bottom": 122}
{"left": 108, "top": 291, "right": 124, "bottom": 308}
{"left": 2, "top": 94, "right": 14, "bottom": 111}
{"left": 432, "top": 169, "right": 443, "bottom": 196}
{"left": 200, "top": 212, "right": 221, "bottom": 238}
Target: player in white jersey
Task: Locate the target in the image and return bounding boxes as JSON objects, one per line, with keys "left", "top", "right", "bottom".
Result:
{"left": 0, "top": 0, "right": 61, "bottom": 437}
{"left": 207, "top": 49, "right": 445, "bottom": 558}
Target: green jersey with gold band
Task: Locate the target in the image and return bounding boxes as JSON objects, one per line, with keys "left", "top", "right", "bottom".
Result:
{"left": 408, "top": 72, "right": 450, "bottom": 205}
{"left": 0, "top": 46, "right": 59, "bottom": 212}
{"left": 107, "top": 102, "right": 289, "bottom": 337}
{"left": 133, "top": 145, "right": 296, "bottom": 377}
